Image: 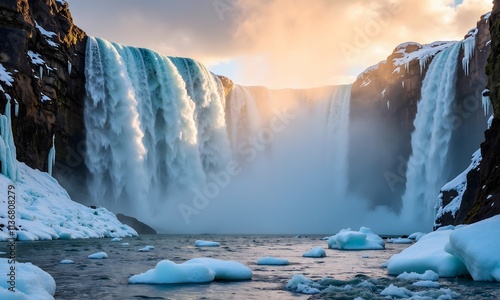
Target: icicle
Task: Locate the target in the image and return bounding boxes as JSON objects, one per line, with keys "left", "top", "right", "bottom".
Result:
{"left": 0, "top": 101, "right": 18, "bottom": 181}
{"left": 14, "top": 99, "right": 18, "bottom": 117}
{"left": 48, "top": 134, "right": 55, "bottom": 176}
{"left": 39, "top": 65, "right": 43, "bottom": 80}
{"left": 461, "top": 30, "right": 477, "bottom": 76}
{"left": 482, "top": 89, "right": 491, "bottom": 116}
{"left": 68, "top": 61, "right": 72, "bottom": 75}
{"left": 387, "top": 100, "right": 390, "bottom": 110}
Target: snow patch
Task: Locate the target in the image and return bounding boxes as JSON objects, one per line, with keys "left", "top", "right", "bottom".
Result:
{"left": 435, "top": 149, "right": 482, "bottom": 227}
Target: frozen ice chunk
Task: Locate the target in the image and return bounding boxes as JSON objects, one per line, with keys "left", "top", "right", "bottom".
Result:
{"left": 195, "top": 240, "right": 220, "bottom": 247}
{"left": 387, "top": 229, "right": 467, "bottom": 277}
{"left": 184, "top": 258, "right": 252, "bottom": 281}
{"left": 303, "top": 246, "right": 326, "bottom": 258}
{"left": 88, "top": 251, "right": 108, "bottom": 259}
{"left": 257, "top": 257, "right": 289, "bottom": 265}
{"left": 129, "top": 260, "right": 215, "bottom": 284}
{"left": 445, "top": 215, "right": 500, "bottom": 281}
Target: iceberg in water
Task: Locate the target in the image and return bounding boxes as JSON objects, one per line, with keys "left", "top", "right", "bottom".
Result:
{"left": 257, "top": 257, "right": 289, "bottom": 265}
{"left": 0, "top": 258, "right": 56, "bottom": 299}
{"left": 328, "top": 227, "right": 385, "bottom": 250}
{"left": 184, "top": 258, "right": 252, "bottom": 281}
{"left": 445, "top": 215, "right": 500, "bottom": 281}
{"left": 195, "top": 240, "right": 220, "bottom": 247}
{"left": 387, "top": 229, "right": 467, "bottom": 277}
{"left": 303, "top": 247, "right": 326, "bottom": 258}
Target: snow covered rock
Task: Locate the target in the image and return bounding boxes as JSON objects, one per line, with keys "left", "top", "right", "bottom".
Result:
{"left": 129, "top": 260, "right": 215, "bottom": 284}
{"left": 138, "top": 246, "right": 155, "bottom": 252}
{"left": 328, "top": 227, "right": 385, "bottom": 250}
{"left": 387, "top": 229, "right": 468, "bottom": 277}
{"left": 0, "top": 258, "right": 56, "bottom": 299}
{"left": 184, "top": 258, "right": 252, "bottom": 281}
{"left": 0, "top": 163, "right": 138, "bottom": 241}
{"left": 257, "top": 257, "right": 289, "bottom": 265}
{"left": 303, "top": 246, "right": 326, "bottom": 258}
{"left": 195, "top": 240, "right": 220, "bottom": 247}
{"left": 445, "top": 215, "right": 500, "bottom": 281}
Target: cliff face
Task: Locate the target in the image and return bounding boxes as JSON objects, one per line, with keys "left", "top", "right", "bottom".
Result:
{"left": 455, "top": 2, "right": 500, "bottom": 224}
{"left": 0, "top": 0, "right": 86, "bottom": 180}
{"left": 349, "top": 16, "right": 490, "bottom": 210}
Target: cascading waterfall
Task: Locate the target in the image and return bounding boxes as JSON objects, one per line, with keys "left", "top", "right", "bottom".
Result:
{"left": 84, "top": 37, "right": 230, "bottom": 212}
{"left": 225, "top": 85, "right": 262, "bottom": 158}
{"left": 401, "top": 41, "right": 462, "bottom": 227}
{"left": 170, "top": 57, "right": 231, "bottom": 173}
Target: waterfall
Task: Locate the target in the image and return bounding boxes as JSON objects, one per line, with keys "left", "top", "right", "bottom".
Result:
{"left": 84, "top": 37, "right": 231, "bottom": 211}
{"left": 401, "top": 42, "right": 462, "bottom": 227}
{"left": 48, "top": 134, "right": 55, "bottom": 176}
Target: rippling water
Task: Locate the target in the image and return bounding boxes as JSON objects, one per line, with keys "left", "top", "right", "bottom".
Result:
{"left": 4, "top": 235, "right": 500, "bottom": 299}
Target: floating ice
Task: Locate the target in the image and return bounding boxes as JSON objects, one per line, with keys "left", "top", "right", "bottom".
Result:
{"left": 328, "top": 227, "right": 385, "bottom": 250}
{"left": 0, "top": 258, "right": 56, "bottom": 299}
{"left": 60, "top": 260, "right": 74, "bottom": 264}
{"left": 195, "top": 240, "right": 220, "bottom": 247}
{"left": 88, "top": 252, "right": 108, "bottom": 259}
{"left": 413, "top": 280, "right": 440, "bottom": 288}
{"left": 303, "top": 246, "right": 326, "bottom": 258}
{"left": 286, "top": 274, "right": 320, "bottom": 294}
{"left": 257, "top": 257, "right": 289, "bottom": 265}
{"left": 387, "top": 229, "right": 468, "bottom": 277}
{"left": 129, "top": 260, "right": 215, "bottom": 284}
{"left": 387, "top": 237, "right": 412, "bottom": 244}
{"left": 408, "top": 232, "right": 426, "bottom": 241}
{"left": 445, "top": 215, "right": 500, "bottom": 281}
{"left": 184, "top": 258, "right": 252, "bottom": 281}
{"left": 138, "top": 246, "right": 155, "bottom": 252}
{"left": 397, "top": 270, "right": 439, "bottom": 281}
{"left": 110, "top": 237, "right": 122, "bottom": 242}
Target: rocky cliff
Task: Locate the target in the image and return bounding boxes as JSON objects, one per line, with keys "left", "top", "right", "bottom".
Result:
{"left": 350, "top": 15, "right": 490, "bottom": 210}
{"left": 436, "top": 2, "right": 500, "bottom": 227}
{"left": 0, "top": 0, "right": 86, "bottom": 185}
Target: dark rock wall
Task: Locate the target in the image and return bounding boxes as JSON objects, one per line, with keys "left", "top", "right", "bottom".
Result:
{"left": 462, "top": 2, "right": 500, "bottom": 223}
{"left": 0, "top": 0, "right": 86, "bottom": 191}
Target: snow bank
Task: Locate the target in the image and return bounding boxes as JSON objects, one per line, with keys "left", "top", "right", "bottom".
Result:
{"left": 0, "top": 163, "right": 138, "bottom": 241}
{"left": 387, "top": 229, "right": 468, "bottom": 277}
{"left": 184, "top": 258, "right": 252, "bottom": 281}
{"left": 129, "top": 260, "right": 215, "bottom": 284}
{"left": 393, "top": 41, "right": 456, "bottom": 74}
{"left": 195, "top": 240, "right": 220, "bottom": 247}
{"left": 0, "top": 258, "right": 56, "bottom": 299}
{"left": 328, "top": 227, "right": 385, "bottom": 250}
{"left": 257, "top": 257, "right": 289, "bottom": 265}
{"left": 445, "top": 215, "right": 500, "bottom": 281}
{"left": 303, "top": 246, "right": 326, "bottom": 258}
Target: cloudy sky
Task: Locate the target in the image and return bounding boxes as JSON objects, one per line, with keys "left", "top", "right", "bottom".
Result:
{"left": 67, "top": 0, "right": 491, "bottom": 88}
